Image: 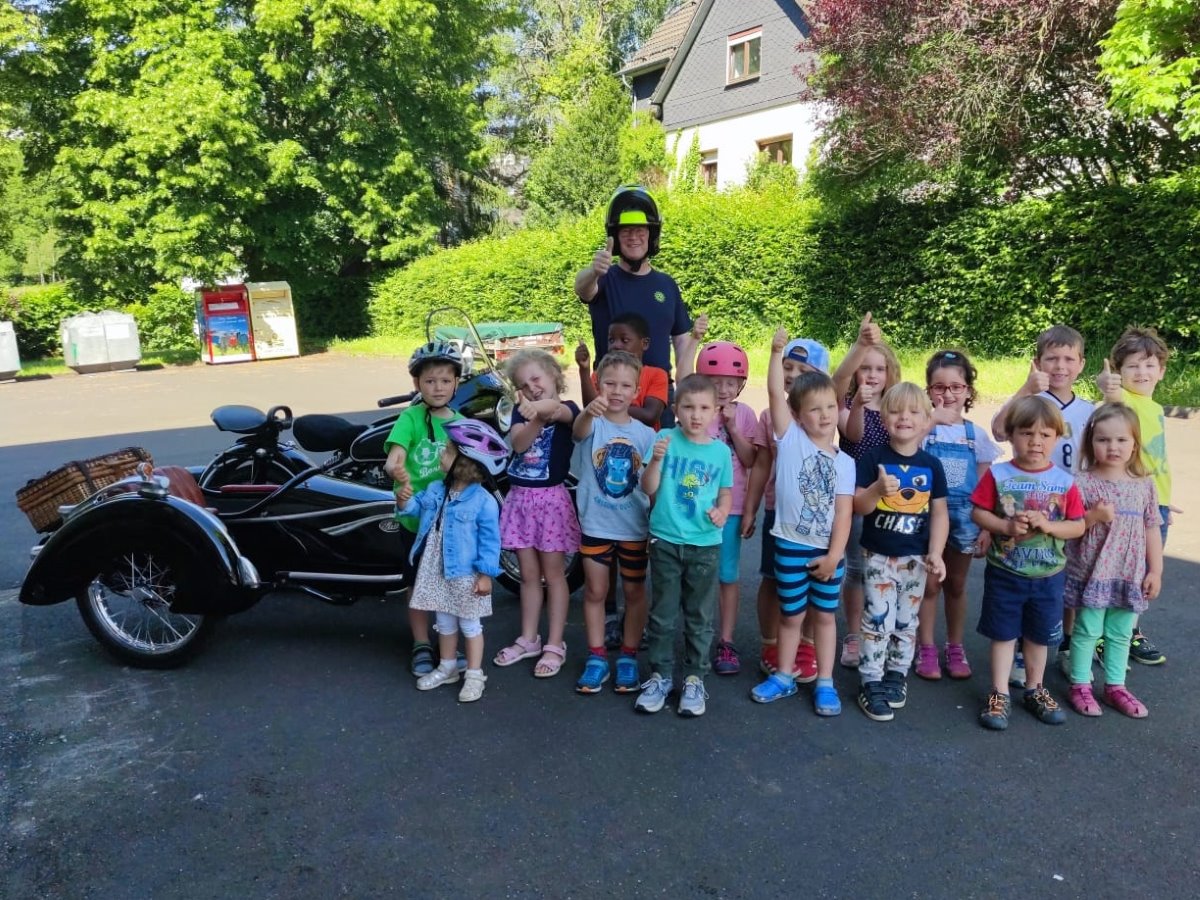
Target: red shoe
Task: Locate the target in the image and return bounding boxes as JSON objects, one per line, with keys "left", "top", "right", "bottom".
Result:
{"left": 794, "top": 640, "right": 818, "bottom": 684}
{"left": 759, "top": 644, "right": 779, "bottom": 676}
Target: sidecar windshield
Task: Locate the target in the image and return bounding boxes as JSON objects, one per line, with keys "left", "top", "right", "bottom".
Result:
{"left": 425, "top": 307, "right": 508, "bottom": 387}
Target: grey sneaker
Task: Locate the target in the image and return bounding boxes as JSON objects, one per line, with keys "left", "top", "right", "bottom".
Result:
{"left": 1009, "top": 648, "right": 1027, "bottom": 687}
{"left": 677, "top": 675, "right": 708, "bottom": 718}
{"left": 634, "top": 673, "right": 673, "bottom": 714}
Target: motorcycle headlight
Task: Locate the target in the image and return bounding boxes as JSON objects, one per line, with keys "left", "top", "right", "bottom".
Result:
{"left": 495, "top": 396, "right": 514, "bottom": 434}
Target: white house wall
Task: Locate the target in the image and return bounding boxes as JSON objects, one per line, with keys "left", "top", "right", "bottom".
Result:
{"left": 668, "top": 101, "right": 822, "bottom": 189}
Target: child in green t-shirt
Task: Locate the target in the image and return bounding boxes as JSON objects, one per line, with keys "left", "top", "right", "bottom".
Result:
{"left": 384, "top": 341, "right": 464, "bottom": 677}
{"left": 1097, "top": 326, "right": 1174, "bottom": 665}
{"left": 635, "top": 374, "right": 733, "bottom": 718}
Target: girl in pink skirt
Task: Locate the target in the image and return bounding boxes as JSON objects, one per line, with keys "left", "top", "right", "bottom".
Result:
{"left": 494, "top": 350, "right": 581, "bottom": 677}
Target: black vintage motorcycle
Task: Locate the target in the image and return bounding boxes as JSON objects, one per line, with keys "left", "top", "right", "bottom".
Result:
{"left": 19, "top": 308, "right": 580, "bottom": 668}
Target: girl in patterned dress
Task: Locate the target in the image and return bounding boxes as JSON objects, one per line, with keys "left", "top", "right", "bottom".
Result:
{"left": 1063, "top": 404, "right": 1164, "bottom": 718}
{"left": 832, "top": 312, "right": 901, "bottom": 668}
{"left": 398, "top": 420, "right": 509, "bottom": 702}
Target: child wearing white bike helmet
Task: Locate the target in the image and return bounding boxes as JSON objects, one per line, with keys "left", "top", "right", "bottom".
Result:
{"left": 384, "top": 340, "right": 465, "bottom": 677}
{"left": 695, "top": 340, "right": 765, "bottom": 676}
{"left": 396, "top": 419, "right": 509, "bottom": 702}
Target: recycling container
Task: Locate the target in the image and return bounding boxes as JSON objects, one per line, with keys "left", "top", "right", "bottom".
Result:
{"left": 61, "top": 310, "right": 141, "bottom": 374}
{"left": 196, "top": 285, "right": 254, "bottom": 364}
{"left": 0, "top": 320, "right": 20, "bottom": 379}
{"left": 246, "top": 281, "right": 299, "bottom": 360}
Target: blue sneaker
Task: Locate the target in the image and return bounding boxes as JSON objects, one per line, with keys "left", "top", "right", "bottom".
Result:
{"left": 634, "top": 673, "right": 673, "bottom": 714}
{"left": 614, "top": 655, "right": 640, "bottom": 693}
{"left": 750, "top": 673, "right": 798, "bottom": 703}
{"left": 575, "top": 656, "right": 610, "bottom": 694}
{"left": 813, "top": 683, "right": 842, "bottom": 717}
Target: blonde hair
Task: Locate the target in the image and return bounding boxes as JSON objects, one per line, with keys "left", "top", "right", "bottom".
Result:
{"left": 595, "top": 349, "right": 642, "bottom": 380}
{"left": 1079, "top": 404, "right": 1149, "bottom": 477}
{"left": 879, "top": 381, "right": 932, "bottom": 416}
{"left": 504, "top": 349, "right": 566, "bottom": 395}
{"left": 1004, "top": 395, "right": 1065, "bottom": 437}
{"left": 849, "top": 341, "right": 901, "bottom": 399}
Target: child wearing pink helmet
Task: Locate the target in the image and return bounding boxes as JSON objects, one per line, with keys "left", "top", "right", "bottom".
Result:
{"left": 695, "top": 340, "right": 766, "bottom": 675}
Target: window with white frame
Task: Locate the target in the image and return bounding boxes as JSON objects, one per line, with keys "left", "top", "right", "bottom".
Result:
{"left": 700, "top": 150, "right": 718, "bottom": 186}
{"left": 758, "top": 135, "right": 793, "bottom": 165}
{"left": 727, "top": 28, "right": 762, "bottom": 84}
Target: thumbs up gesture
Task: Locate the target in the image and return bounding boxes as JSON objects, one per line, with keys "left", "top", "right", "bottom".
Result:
{"left": 593, "top": 237, "right": 614, "bottom": 276}
{"left": 875, "top": 464, "right": 900, "bottom": 497}
{"left": 691, "top": 312, "right": 709, "bottom": 341}
{"left": 1023, "top": 359, "right": 1050, "bottom": 395}
{"left": 770, "top": 326, "right": 789, "bottom": 353}
{"left": 652, "top": 433, "right": 671, "bottom": 461}
{"left": 1096, "top": 359, "right": 1122, "bottom": 401}
{"left": 858, "top": 312, "right": 881, "bottom": 347}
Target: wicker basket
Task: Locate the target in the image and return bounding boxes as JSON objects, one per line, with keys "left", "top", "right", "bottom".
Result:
{"left": 15, "top": 447, "right": 154, "bottom": 533}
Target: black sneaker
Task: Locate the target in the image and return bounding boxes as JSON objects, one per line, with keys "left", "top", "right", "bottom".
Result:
{"left": 882, "top": 671, "right": 908, "bottom": 709}
{"left": 1129, "top": 631, "right": 1166, "bottom": 665}
{"left": 858, "top": 681, "right": 894, "bottom": 722}
{"left": 1023, "top": 686, "right": 1066, "bottom": 725}
{"left": 979, "top": 691, "right": 1011, "bottom": 731}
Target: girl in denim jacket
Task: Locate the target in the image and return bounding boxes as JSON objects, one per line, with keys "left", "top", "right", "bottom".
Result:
{"left": 397, "top": 420, "right": 509, "bottom": 702}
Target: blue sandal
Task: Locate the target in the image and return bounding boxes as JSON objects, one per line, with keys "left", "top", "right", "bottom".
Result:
{"left": 410, "top": 641, "right": 436, "bottom": 677}
{"left": 575, "top": 656, "right": 610, "bottom": 694}
{"left": 813, "top": 683, "right": 842, "bottom": 717}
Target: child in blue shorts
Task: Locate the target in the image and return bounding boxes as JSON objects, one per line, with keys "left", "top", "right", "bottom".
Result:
{"left": 749, "top": 328, "right": 855, "bottom": 715}
{"left": 971, "top": 396, "right": 1086, "bottom": 731}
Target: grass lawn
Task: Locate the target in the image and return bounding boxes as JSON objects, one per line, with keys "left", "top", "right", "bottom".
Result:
{"left": 12, "top": 332, "right": 1198, "bottom": 408}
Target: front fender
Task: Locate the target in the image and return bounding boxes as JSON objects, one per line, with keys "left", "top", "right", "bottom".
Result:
{"left": 19, "top": 492, "right": 260, "bottom": 615}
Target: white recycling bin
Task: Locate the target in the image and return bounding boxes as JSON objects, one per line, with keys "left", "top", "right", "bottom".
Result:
{"left": 61, "top": 310, "right": 142, "bottom": 374}
{"left": 0, "top": 321, "right": 20, "bottom": 380}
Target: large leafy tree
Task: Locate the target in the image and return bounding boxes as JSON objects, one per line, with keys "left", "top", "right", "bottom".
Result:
{"left": 1100, "top": 0, "right": 1200, "bottom": 140}
{"left": 800, "top": 0, "right": 1198, "bottom": 193}
{"left": 1, "top": 0, "right": 511, "bottom": 300}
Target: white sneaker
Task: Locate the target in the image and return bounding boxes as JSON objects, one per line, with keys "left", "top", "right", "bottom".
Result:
{"left": 634, "top": 673, "right": 673, "bottom": 714}
{"left": 458, "top": 670, "right": 486, "bottom": 702}
{"left": 677, "top": 675, "right": 708, "bottom": 717}
{"left": 1009, "top": 649, "right": 1027, "bottom": 688}
{"left": 417, "top": 665, "right": 460, "bottom": 691}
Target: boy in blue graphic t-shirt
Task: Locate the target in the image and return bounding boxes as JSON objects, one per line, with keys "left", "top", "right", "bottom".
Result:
{"left": 635, "top": 374, "right": 733, "bottom": 718}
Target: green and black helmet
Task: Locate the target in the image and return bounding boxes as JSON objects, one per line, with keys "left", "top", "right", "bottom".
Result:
{"left": 605, "top": 185, "right": 662, "bottom": 262}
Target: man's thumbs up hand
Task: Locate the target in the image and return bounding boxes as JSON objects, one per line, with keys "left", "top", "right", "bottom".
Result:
{"left": 593, "top": 237, "right": 614, "bottom": 276}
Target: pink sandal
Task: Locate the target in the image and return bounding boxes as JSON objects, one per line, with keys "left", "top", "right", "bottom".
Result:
{"left": 493, "top": 635, "right": 542, "bottom": 667}
{"left": 1102, "top": 684, "right": 1148, "bottom": 719}
{"left": 1068, "top": 683, "right": 1101, "bottom": 717}
{"left": 533, "top": 643, "right": 567, "bottom": 678}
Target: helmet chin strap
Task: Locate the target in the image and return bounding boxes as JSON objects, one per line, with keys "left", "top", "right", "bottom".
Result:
{"left": 625, "top": 254, "right": 648, "bottom": 273}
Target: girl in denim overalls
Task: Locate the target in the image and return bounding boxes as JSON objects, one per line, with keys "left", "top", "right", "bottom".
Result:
{"left": 915, "top": 350, "right": 1001, "bottom": 680}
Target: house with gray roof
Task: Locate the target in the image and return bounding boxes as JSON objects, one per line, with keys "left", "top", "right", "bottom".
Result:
{"left": 620, "top": 0, "right": 820, "bottom": 189}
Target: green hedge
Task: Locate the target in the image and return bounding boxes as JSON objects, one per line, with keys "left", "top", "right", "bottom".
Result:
{"left": 369, "top": 191, "right": 821, "bottom": 345}
{"left": 803, "top": 171, "right": 1200, "bottom": 358}
{"left": 372, "top": 174, "right": 1199, "bottom": 363}
{"left": 2, "top": 281, "right": 201, "bottom": 357}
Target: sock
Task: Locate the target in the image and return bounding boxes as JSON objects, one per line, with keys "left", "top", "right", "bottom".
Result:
{"left": 589, "top": 646, "right": 606, "bottom": 658}
{"left": 621, "top": 645, "right": 638, "bottom": 657}
{"left": 438, "top": 658, "right": 456, "bottom": 674}
{"left": 817, "top": 677, "right": 833, "bottom": 689}
{"left": 760, "top": 637, "right": 777, "bottom": 646}
{"left": 466, "top": 667, "right": 484, "bottom": 678}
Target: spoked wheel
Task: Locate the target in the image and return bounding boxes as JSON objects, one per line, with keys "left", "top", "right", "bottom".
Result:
{"left": 76, "top": 546, "right": 215, "bottom": 668}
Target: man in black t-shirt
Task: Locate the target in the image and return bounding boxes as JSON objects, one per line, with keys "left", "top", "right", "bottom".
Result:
{"left": 574, "top": 186, "right": 701, "bottom": 388}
